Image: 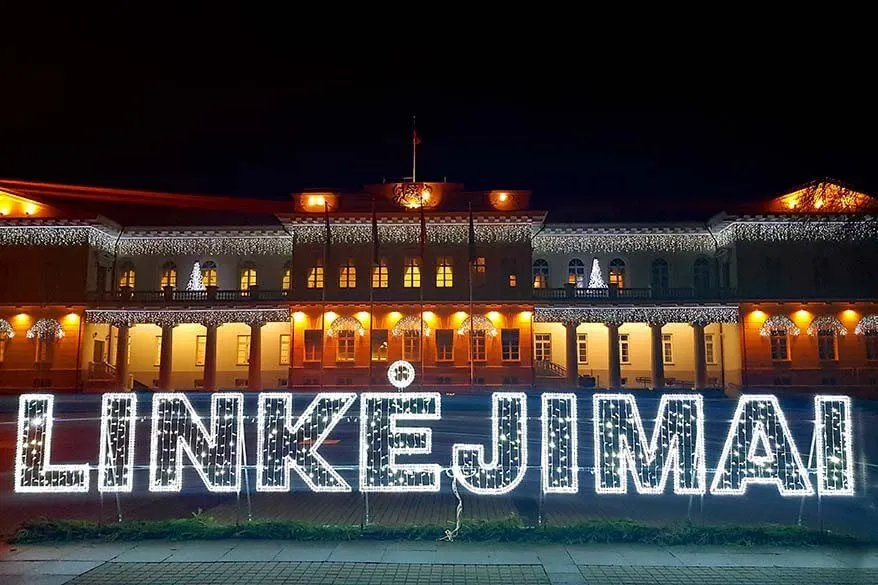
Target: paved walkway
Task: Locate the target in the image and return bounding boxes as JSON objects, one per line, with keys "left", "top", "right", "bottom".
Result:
{"left": 2, "top": 540, "right": 878, "bottom": 584}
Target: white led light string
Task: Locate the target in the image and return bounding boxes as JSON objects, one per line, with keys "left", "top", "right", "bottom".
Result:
{"left": 98, "top": 393, "right": 137, "bottom": 493}
{"left": 541, "top": 393, "right": 578, "bottom": 494}
{"left": 814, "top": 395, "right": 855, "bottom": 496}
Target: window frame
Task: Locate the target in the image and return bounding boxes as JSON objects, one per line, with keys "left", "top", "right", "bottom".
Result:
{"left": 769, "top": 329, "right": 789, "bottom": 361}
{"left": 532, "top": 259, "right": 549, "bottom": 289}
{"left": 568, "top": 258, "right": 586, "bottom": 287}
{"left": 304, "top": 329, "right": 322, "bottom": 362}
{"left": 403, "top": 257, "right": 421, "bottom": 288}
{"left": 577, "top": 332, "right": 588, "bottom": 364}
{"left": 662, "top": 333, "right": 673, "bottom": 365}
{"left": 501, "top": 328, "right": 520, "bottom": 361}
{"left": 236, "top": 335, "right": 251, "bottom": 366}
{"left": 336, "top": 330, "right": 356, "bottom": 362}
{"left": 704, "top": 332, "right": 716, "bottom": 365}
{"left": 402, "top": 330, "right": 421, "bottom": 361}
{"left": 608, "top": 258, "right": 626, "bottom": 288}
{"left": 435, "top": 329, "right": 454, "bottom": 361}
{"left": 436, "top": 256, "right": 454, "bottom": 288}
{"left": 371, "top": 329, "right": 389, "bottom": 361}
{"left": 195, "top": 335, "right": 206, "bottom": 367}
{"left": 118, "top": 262, "right": 136, "bottom": 289}
{"left": 817, "top": 329, "right": 838, "bottom": 361}
{"left": 651, "top": 258, "right": 669, "bottom": 294}
{"left": 469, "top": 330, "right": 487, "bottom": 362}
{"left": 372, "top": 259, "right": 389, "bottom": 289}
{"left": 154, "top": 335, "right": 163, "bottom": 367}
{"left": 534, "top": 333, "right": 552, "bottom": 362}
{"left": 279, "top": 333, "right": 291, "bottom": 365}
{"left": 240, "top": 265, "right": 258, "bottom": 291}
{"left": 339, "top": 258, "right": 357, "bottom": 289}
{"left": 307, "top": 261, "right": 324, "bottom": 289}
{"left": 619, "top": 333, "right": 630, "bottom": 364}
{"left": 865, "top": 331, "right": 878, "bottom": 361}
{"left": 201, "top": 261, "right": 218, "bottom": 288}
{"left": 282, "top": 263, "right": 292, "bottom": 291}
{"left": 160, "top": 261, "right": 177, "bottom": 289}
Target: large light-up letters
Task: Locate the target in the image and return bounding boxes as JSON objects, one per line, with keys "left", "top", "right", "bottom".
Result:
{"left": 453, "top": 392, "right": 527, "bottom": 495}
{"left": 15, "top": 394, "right": 89, "bottom": 493}
{"left": 815, "top": 395, "right": 854, "bottom": 496}
{"left": 541, "top": 393, "right": 578, "bottom": 494}
{"left": 257, "top": 392, "right": 356, "bottom": 492}
{"left": 149, "top": 393, "right": 244, "bottom": 493}
{"left": 359, "top": 392, "right": 442, "bottom": 492}
{"left": 710, "top": 395, "right": 813, "bottom": 496}
{"left": 593, "top": 393, "right": 705, "bottom": 495}
{"left": 98, "top": 393, "right": 137, "bottom": 493}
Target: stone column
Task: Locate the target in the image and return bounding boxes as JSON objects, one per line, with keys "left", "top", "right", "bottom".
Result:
{"left": 649, "top": 322, "right": 665, "bottom": 389}
{"left": 606, "top": 322, "right": 622, "bottom": 389}
{"left": 115, "top": 324, "right": 130, "bottom": 390}
{"left": 564, "top": 322, "right": 579, "bottom": 388}
{"left": 203, "top": 324, "right": 218, "bottom": 391}
{"left": 692, "top": 322, "right": 708, "bottom": 389}
{"left": 248, "top": 321, "right": 264, "bottom": 390}
{"left": 158, "top": 323, "right": 175, "bottom": 390}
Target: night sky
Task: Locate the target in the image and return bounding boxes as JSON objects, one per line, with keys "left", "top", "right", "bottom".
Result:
{"left": 2, "top": 15, "right": 875, "bottom": 221}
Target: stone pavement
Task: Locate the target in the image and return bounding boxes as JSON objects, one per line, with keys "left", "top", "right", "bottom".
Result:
{"left": 1, "top": 540, "right": 877, "bottom": 584}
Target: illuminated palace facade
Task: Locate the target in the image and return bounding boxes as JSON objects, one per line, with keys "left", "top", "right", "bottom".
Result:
{"left": 0, "top": 179, "right": 876, "bottom": 394}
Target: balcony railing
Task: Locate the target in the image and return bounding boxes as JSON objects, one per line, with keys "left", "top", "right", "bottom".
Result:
{"left": 88, "top": 287, "right": 291, "bottom": 304}
{"left": 532, "top": 285, "right": 738, "bottom": 302}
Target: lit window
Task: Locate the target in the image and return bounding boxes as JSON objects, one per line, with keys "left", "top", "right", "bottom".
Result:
{"left": 236, "top": 335, "right": 251, "bottom": 366}
{"left": 339, "top": 259, "right": 357, "bottom": 288}
{"left": 240, "top": 265, "right": 257, "bottom": 290}
{"left": 769, "top": 330, "right": 789, "bottom": 361}
{"left": 160, "top": 261, "right": 177, "bottom": 289}
{"left": 403, "top": 257, "right": 421, "bottom": 288}
{"left": 865, "top": 332, "right": 878, "bottom": 361}
{"left": 704, "top": 333, "right": 716, "bottom": 364}
{"left": 532, "top": 259, "right": 549, "bottom": 289}
{"left": 118, "top": 262, "right": 136, "bottom": 289}
{"left": 501, "top": 329, "right": 520, "bottom": 361}
{"left": 662, "top": 333, "right": 673, "bottom": 364}
{"left": 307, "top": 261, "right": 324, "bottom": 289}
{"left": 535, "top": 333, "right": 551, "bottom": 362}
{"left": 508, "top": 274, "right": 517, "bottom": 287}
{"left": 473, "top": 256, "right": 486, "bottom": 286}
{"left": 469, "top": 330, "right": 486, "bottom": 362}
{"left": 568, "top": 258, "right": 586, "bottom": 287}
{"left": 608, "top": 258, "right": 625, "bottom": 288}
{"left": 817, "top": 330, "right": 837, "bottom": 361}
{"left": 436, "top": 329, "right": 453, "bottom": 361}
{"left": 201, "top": 261, "right": 217, "bottom": 287}
{"left": 436, "top": 257, "right": 454, "bottom": 287}
{"left": 154, "top": 336, "right": 162, "bottom": 367}
{"left": 371, "top": 329, "right": 388, "bottom": 361}
{"left": 279, "top": 334, "right": 291, "bottom": 365}
{"left": 403, "top": 330, "right": 421, "bottom": 361}
{"left": 372, "top": 259, "right": 389, "bottom": 288}
{"left": 337, "top": 330, "right": 355, "bottom": 361}
{"left": 0, "top": 334, "right": 6, "bottom": 363}
{"left": 195, "top": 335, "right": 206, "bottom": 366}
{"left": 282, "top": 263, "right": 292, "bottom": 291}
{"left": 651, "top": 258, "right": 669, "bottom": 295}
{"left": 619, "top": 333, "right": 630, "bottom": 364}
{"left": 577, "top": 333, "right": 588, "bottom": 364}
{"left": 304, "top": 330, "right": 322, "bottom": 361}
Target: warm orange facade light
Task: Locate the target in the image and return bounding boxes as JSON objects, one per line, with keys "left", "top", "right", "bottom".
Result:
{"left": 498, "top": 192, "right": 509, "bottom": 202}
{"left": 64, "top": 313, "right": 80, "bottom": 324}
{"left": 293, "top": 311, "right": 306, "bottom": 323}
{"left": 356, "top": 311, "right": 370, "bottom": 322}
{"left": 422, "top": 311, "right": 435, "bottom": 321}
{"left": 487, "top": 311, "right": 500, "bottom": 321}
{"left": 842, "top": 309, "right": 858, "bottom": 320}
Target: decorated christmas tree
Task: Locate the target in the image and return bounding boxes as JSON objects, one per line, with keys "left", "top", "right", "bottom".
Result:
{"left": 187, "top": 261, "right": 206, "bottom": 291}
{"left": 588, "top": 257, "right": 606, "bottom": 288}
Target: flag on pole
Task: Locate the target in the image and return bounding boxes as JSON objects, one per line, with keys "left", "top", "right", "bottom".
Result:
{"left": 413, "top": 128, "right": 422, "bottom": 145}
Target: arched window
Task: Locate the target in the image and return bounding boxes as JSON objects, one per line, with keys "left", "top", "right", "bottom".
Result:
{"left": 282, "top": 261, "right": 292, "bottom": 290}
{"left": 239, "top": 263, "right": 257, "bottom": 290}
{"left": 118, "top": 261, "right": 136, "bottom": 289}
{"left": 651, "top": 258, "right": 669, "bottom": 295}
{"left": 372, "top": 258, "right": 389, "bottom": 288}
{"left": 160, "top": 261, "right": 177, "bottom": 289}
{"left": 307, "top": 259, "right": 324, "bottom": 289}
{"left": 693, "top": 257, "right": 711, "bottom": 294}
{"left": 608, "top": 258, "right": 626, "bottom": 288}
{"left": 339, "top": 259, "right": 357, "bottom": 288}
{"left": 403, "top": 257, "right": 421, "bottom": 288}
{"left": 532, "top": 259, "right": 549, "bottom": 289}
{"left": 568, "top": 258, "right": 586, "bottom": 288}
{"left": 201, "top": 261, "right": 218, "bottom": 287}
{"left": 436, "top": 257, "right": 453, "bottom": 287}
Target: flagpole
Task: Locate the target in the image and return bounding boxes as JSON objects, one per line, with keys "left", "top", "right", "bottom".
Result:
{"left": 321, "top": 201, "right": 329, "bottom": 390}
{"left": 412, "top": 115, "right": 417, "bottom": 183}
{"left": 419, "top": 187, "right": 425, "bottom": 387}
{"left": 469, "top": 202, "right": 475, "bottom": 389}
{"left": 369, "top": 195, "right": 375, "bottom": 390}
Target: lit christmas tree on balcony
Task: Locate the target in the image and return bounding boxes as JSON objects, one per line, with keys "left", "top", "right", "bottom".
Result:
{"left": 187, "top": 261, "right": 206, "bottom": 291}
{"left": 588, "top": 257, "right": 607, "bottom": 289}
